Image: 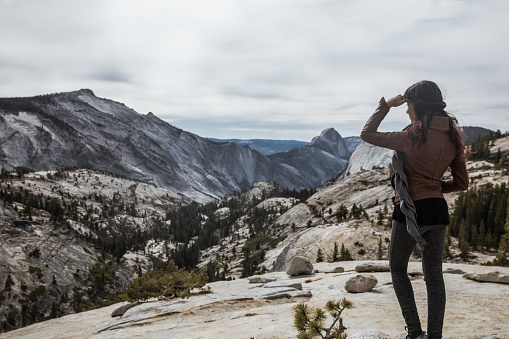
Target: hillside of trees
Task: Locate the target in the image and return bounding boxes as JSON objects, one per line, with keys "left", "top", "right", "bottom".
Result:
{"left": 447, "top": 131, "right": 509, "bottom": 265}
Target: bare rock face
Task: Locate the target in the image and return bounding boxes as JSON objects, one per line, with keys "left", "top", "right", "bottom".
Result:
{"left": 340, "top": 141, "right": 393, "bottom": 178}
{"left": 3, "top": 262, "right": 509, "bottom": 339}
{"left": 286, "top": 256, "right": 314, "bottom": 276}
{"left": 345, "top": 274, "right": 378, "bottom": 293}
{"left": 355, "top": 262, "right": 390, "bottom": 273}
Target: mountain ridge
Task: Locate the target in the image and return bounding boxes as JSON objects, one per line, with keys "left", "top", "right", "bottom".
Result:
{"left": 0, "top": 89, "right": 351, "bottom": 202}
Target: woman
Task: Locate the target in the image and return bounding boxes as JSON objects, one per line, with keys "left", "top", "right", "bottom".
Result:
{"left": 360, "top": 80, "right": 468, "bottom": 339}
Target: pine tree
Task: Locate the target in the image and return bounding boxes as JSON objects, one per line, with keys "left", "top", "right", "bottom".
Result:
{"left": 485, "top": 231, "right": 494, "bottom": 251}
{"left": 350, "top": 203, "right": 358, "bottom": 218}
{"left": 316, "top": 249, "right": 324, "bottom": 263}
{"left": 3, "top": 274, "right": 14, "bottom": 292}
{"left": 241, "top": 247, "right": 251, "bottom": 278}
{"left": 377, "top": 209, "right": 384, "bottom": 225}
{"left": 471, "top": 222, "right": 478, "bottom": 250}
{"left": 50, "top": 302, "right": 58, "bottom": 319}
{"left": 340, "top": 243, "right": 352, "bottom": 261}
{"left": 479, "top": 220, "right": 486, "bottom": 250}
{"left": 495, "top": 148, "right": 502, "bottom": 164}
{"left": 459, "top": 221, "right": 470, "bottom": 260}
{"left": 377, "top": 238, "right": 383, "bottom": 260}
{"left": 331, "top": 243, "right": 339, "bottom": 262}
{"left": 491, "top": 197, "right": 509, "bottom": 266}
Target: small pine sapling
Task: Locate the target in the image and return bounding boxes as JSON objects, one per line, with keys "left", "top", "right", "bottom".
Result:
{"left": 294, "top": 298, "right": 353, "bottom": 339}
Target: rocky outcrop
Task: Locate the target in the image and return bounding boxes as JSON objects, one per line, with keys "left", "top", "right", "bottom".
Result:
{"left": 340, "top": 142, "right": 393, "bottom": 178}
{"left": 463, "top": 271, "right": 509, "bottom": 284}
{"left": 100, "top": 282, "right": 311, "bottom": 332}
{"left": 0, "top": 204, "right": 99, "bottom": 328}
{"left": 3, "top": 261, "right": 509, "bottom": 339}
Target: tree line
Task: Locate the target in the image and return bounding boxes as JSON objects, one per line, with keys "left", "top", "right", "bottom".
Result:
{"left": 449, "top": 182, "right": 509, "bottom": 265}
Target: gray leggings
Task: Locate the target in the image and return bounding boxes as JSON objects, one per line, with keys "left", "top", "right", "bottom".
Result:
{"left": 389, "top": 220, "right": 447, "bottom": 339}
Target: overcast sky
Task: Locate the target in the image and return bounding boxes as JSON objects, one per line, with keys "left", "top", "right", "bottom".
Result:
{"left": 1, "top": 0, "right": 508, "bottom": 141}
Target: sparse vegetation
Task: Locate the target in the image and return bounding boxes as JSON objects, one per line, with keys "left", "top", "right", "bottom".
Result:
{"left": 123, "top": 260, "right": 209, "bottom": 301}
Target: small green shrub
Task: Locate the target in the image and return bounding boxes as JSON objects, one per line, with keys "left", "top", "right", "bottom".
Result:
{"left": 294, "top": 298, "right": 353, "bottom": 339}
{"left": 29, "top": 248, "right": 41, "bottom": 258}
{"left": 28, "top": 266, "right": 43, "bottom": 280}
{"left": 28, "top": 285, "right": 46, "bottom": 302}
{"left": 3, "top": 229, "right": 21, "bottom": 236}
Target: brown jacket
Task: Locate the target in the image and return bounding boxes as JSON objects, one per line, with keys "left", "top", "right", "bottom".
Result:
{"left": 360, "top": 98, "right": 468, "bottom": 201}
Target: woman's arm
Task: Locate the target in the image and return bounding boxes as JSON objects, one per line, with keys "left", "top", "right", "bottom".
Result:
{"left": 441, "top": 156, "right": 469, "bottom": 193}
{"left": 360, "top": 96, "right": 407, "bottom": 151}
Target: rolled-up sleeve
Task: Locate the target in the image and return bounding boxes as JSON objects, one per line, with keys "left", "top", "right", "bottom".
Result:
{"left": 361, "top": 98, "right": 407, "bottom": 152}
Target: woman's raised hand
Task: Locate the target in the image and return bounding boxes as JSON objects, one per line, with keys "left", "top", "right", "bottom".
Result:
{"left": 386, "top": 94, "right": 406, "bottom": 108}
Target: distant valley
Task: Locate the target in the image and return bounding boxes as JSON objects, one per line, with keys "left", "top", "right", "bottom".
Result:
{"left": 211, "top": 136, "right": 362, "bottom": 155}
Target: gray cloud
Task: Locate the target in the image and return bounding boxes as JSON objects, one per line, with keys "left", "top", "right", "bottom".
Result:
{"left": 89, "top": 68, "right": 131, "bottom": 84}
{"left": 1, "top": 0, "right": 508, "bottom": 140}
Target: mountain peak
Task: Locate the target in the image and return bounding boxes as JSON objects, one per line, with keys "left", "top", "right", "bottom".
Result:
{"left": 309, "top": 128, "right": 350, "bottom": 158}
{"left": 76, "top": 89, "right": 95, "bottom": 96}
{"left": 313, "top": 128, "right": 342, "bottom": 143}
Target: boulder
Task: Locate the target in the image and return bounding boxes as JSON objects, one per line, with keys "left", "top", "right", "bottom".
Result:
{"left": 325, "top": 266, "right": 345, "bottom": 274}
{"left": 463, "top": 271, "right": 509, "bottom": 284}
{"left": 286, "top": 256, "right": 314, "bottom": 276}
{"left": 355, "top": 262, "right": 390, "bottom": 273}
{"left": 345, "top": 274, "right": 378, "bottom": 293}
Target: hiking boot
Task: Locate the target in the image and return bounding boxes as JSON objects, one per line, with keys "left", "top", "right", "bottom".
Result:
{"left": 405, "top": 326, "right": 427, "bottom": 339}
{"left": 405, "top": 332, "right": 427, "bottom": 339}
